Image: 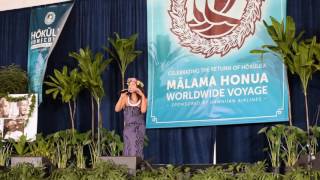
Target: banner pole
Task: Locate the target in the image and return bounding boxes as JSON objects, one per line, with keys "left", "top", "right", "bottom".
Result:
{"left": 213, "top": 126, "right": 217, "bottom": 165}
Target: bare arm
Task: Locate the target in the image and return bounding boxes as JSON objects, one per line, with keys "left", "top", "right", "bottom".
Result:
{"left": 136, "top": 89, "right": 147, "bottom": 114}
{"left": 115, "top": 93, "right": 127, "bottom": 112}
{"left": 140, "top": 95, "right": 147, "bottom": 114}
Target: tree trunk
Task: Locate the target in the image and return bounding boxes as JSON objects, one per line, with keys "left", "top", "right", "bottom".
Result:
{"left": 305, "top": 94, "right": 311, "bottom": 168}
{"left": 68, "top": 102, "right": 74, "bottom": 130}
{"left": 97, "top": 99, "right": 101, "bottom": 155}
{"left": 121, "top": 75, "right": 125, "bottom": 90}
{"left": 73, "top": 100, "right": 77, "bottom": 128}
{"left": 286, "top": 73, "right": 293, "bottom": 126}
{"left": 305, "top": 95, "right": 310, "bottom": 133}
{"left": 91, "top": 96, "right": 95, "bottom": 140}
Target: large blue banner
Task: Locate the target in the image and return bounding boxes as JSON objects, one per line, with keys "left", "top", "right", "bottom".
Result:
{"left": 28, "top": 3, "right": 73, "bottom": 103}
{"left": 147, "top": 0, "right": 288, "bottom": 128}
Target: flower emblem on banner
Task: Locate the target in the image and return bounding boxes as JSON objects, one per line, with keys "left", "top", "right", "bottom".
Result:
{"left": 44, "top": 12, "right": 56, "bottom": 25}
{"left": 169, "top": 0, "right": 264, "bottom": 58}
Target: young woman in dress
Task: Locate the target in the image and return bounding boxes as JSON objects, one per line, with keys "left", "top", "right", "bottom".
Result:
{"left": 115, "top": 78, "right": 147, "bottom": 158}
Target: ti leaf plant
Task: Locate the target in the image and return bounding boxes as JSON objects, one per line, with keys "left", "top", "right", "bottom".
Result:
{"left": 104, "top": 33, "right": 142, "bottom": 89}
{"left": 44, "top": 66, "right": 82, "bottom": 131}
{"left": 281, "top": 125, "right": 306, "bottom": 169}
{"left": 258, "top": 125, "right": 285, "bottom": 173}
{"left": 250, "top": 16, "right": 304, "bottom": 126}
{"left": 69, "top": 47, "right": 112, "bottom": 154}
{"left": 251, "top": 17, "right": 320, "bottom": 165}
{"left": 10, "top": 135, "right": 29, "bottom": 156}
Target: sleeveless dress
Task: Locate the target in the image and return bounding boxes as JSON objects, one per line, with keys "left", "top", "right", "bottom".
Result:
{"left": 123, "top": 97, "right": 145, "bottom": 158}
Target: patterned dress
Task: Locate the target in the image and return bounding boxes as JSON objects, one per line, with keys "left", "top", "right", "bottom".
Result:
{"left": 123, "top": 97, "right": 145, "bottom": 158}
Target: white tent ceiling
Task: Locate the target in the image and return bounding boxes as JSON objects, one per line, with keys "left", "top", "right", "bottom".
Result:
{"left": 0, "top": 0, "right": 72, "bottom": 11}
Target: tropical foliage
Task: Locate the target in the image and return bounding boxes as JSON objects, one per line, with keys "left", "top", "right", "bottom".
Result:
{"left": 251, "top": 16, "right": 320, "bottom": 166}
{"left": 45, "top": 67, "right": 82, "bottom": 131}
{"left": 104, "top": 33, "right": 142, "bottom": 89}
{"left": 0, "top": 64, "right": 28, "bottom": 95}
{"left": 258, "top": 125, "right": 285, "bottom": 171}
{"left": 0, "top": 139, "right": 11, "bottom": 166}
{"left": 69, "top": 47, "right": 112, "bottom": 154}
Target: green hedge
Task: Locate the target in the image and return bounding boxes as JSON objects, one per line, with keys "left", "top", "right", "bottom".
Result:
{"left": 1, "top": 161, "right": 319, "bottom": 180}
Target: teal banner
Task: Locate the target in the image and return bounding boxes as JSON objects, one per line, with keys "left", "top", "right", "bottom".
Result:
{"left": 147, "top": 0, "right": 289, "bottom": 128}
{"left": 28, "top": 3, "right": 73, "bottom": 103}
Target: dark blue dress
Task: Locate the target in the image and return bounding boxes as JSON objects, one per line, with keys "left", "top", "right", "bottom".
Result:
{"left": 123, "top": 100, "right": 145, "bottom": 158}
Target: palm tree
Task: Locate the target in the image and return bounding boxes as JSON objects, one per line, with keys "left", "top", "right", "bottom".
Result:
{"left": 104, "top": 33, "right": 142, "bottom": 89}
{"left": 251, "top": 16, "right": 318, "bottom": 166}
{"left": 44, "top": 66, "right": 82, "bottom": 131}
{"left": 69, "top": 47, "right": 112, "bottom": 154}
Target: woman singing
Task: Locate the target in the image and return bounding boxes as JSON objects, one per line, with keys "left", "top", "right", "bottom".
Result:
{"left": 115, "top": 78, "right": 147, "bottom": 158}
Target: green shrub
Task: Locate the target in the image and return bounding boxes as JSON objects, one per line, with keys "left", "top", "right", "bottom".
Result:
{"left": 82, "top": 161, "right": 128, "bottom": 180}
{"left": 49, "top": 167, "right": 86, "bottom": 180}
{"left": 1, "top": 163, "right": 45, "bottom": 180}
{"left": 0, "top": 64, "right": 28, "bottom": 95}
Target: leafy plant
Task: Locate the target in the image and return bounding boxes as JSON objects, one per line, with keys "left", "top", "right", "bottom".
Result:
{"left": 45, "top": 66, "right": 82, "bottom": 131}
{"left": 28, "top": 133, "right": 53, "bottom": 159}
{"left": 88, "top": 138, "right": 100, "bottom": 169}
{"left": 251, "top": 17, "right": 297, "bottom": 126}
{"left": 10, "top": 135, "right": 29, "bottom": 156}
{"left": 104, "top": 33, "right": 142, "bottom": 89}
{"left": 252, "top": 16, "right": 319, "bottom": 166}
{"left": 100, "top": 128, "right": 123, "bottom": 156}
{"left": 0, "top": 64, "right": 28, "bottom": 95}
{"left": 250, "top": 16, "right": 304, "bottom": 127}
{"left": 235, "top": 161, "right": 278, "bottom": 180}
{"left": 135, "top": 164, "right": 190, "bottom": 180}
{"left": 49, "top": 167, "right": 86, "bottom": 180}
{"left": 72, "top": 131, "right": 91, "bottom": 169}
{"left": 0, "top": 140, "right": 12, "bottom": 166}
{"left": 191, "top": 165, "right": 233, "bottom": 180}
{"left": 133, "top": 169, "right": 161, "bottom": 180}
{"left": 83, "top": 161, "right": 128, "bottom": 180}
{"left": 310, "top": 126, "right": 320, "bottom": 159}
{"left": 281, "top": 125, "right": 307, "bottom": 168}
{"left": 2, "top": 163, "right": 45, "bottom": 180}
{"left": 69, "top": 48, "right": 112, "bottom": 154}
{"left": 48, "top": 129, "right": 74, "bottom": 168}
{"left": 284, "top": 167, "right": 320, "bottom": 179}
{"left": 88, "top": 129, "right": 124, "bottom": 168}
{"left": 258, "top": 125, "right": 285, "bottom": 172}
{"left": 158, "top": 164, "right": 190, "bottom": 180}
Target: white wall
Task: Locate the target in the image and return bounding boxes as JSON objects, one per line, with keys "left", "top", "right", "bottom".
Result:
{"left": 0, "top": 0, "right": 72, "bottom": 11}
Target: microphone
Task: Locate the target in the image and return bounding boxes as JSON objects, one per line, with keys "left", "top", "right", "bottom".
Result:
{"left": 120, "top": 89, "right": 129, "bottom": 93}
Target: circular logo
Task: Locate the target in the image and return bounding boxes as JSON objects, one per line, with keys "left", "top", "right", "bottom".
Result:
{"left": 169, "top": 0, "right": 264, "bottom": 58}
{"left": 44, "top": 12, "right": 56, "bottom": 25}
